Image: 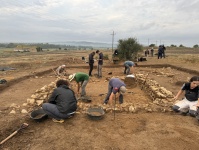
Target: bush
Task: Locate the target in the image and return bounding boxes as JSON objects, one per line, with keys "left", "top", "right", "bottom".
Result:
{"left": 117, "top": 38, "right": 143, "bottom": 61}
{"left": 103, "top": 54, "right": 109, "bottom": 60}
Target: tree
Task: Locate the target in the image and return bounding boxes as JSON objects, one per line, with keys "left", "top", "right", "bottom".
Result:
{"left": 6, "top": 43, "right": 16, "bottom": 48}
{"left": 117, "top": 37, "right": 143, "bottom": 60}
{"left": 170, "top": 44, "right": 177, "bottom": 47}
{"left": 149, "top": 44, "right": 155, "bottom": 47}
{"left": 179, "top": 44, "right": 184, "bottom": 48}
{"left": 193, "top": 44, "right": 199, "bottom": 48}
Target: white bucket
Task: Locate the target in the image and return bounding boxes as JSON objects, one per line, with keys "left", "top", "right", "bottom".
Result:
{"left": 126, "top": 74, "right": 135, "bottom": 78}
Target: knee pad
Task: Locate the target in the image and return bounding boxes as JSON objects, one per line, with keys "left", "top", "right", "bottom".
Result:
{"left": 172, "top": 105, "right": 180, "bottom": 112}
{"left": 189, "top": 110, "right": 197, "bottom": 117}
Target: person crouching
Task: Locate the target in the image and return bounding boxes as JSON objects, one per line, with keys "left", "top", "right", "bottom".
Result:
{"left": 42, "top": 79, "right": 77, "bottom": 123}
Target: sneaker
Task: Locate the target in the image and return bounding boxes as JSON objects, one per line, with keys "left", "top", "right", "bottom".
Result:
{"left": 52, "top": 118, "right": 65, "bottom": 123}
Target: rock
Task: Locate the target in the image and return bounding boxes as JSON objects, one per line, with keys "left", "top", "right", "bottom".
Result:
{"left": 21, "top": 109, "right": 28, "bottom": 113}
{"left": 22, "top": 103, "right": 28, "bottom": 106}
{"left": 10, "top": 110, "right": 16, "bottom": 114}
{"left": 10, "top": 103, "right": 20, "bottom": 108}
{"left": 31, "top": 94, "right": 37, "bottom": 99}
{"left": 27, "top": 98, "right": 35, "bottom": 104}
{"left": 129, "top": 106, "right": 136, "bottom": 113}
{"left": 36, "top": 100, "right": 44, "bottom": 106}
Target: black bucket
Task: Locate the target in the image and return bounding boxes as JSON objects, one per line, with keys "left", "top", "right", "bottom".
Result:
{"left": 87, "top": 106, "right": 105, "bottom": 120}
{"left": 30, "top": 108, "right": 48, "bottom": 122}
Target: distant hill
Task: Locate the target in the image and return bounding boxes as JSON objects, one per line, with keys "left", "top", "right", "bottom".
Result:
{"left": 50, "top": 41, "right": 117, "bottom": 48}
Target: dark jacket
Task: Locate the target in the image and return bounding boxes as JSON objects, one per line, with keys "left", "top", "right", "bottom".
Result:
{"left": 98, "top": 52, "right": 103, "bottom": 65}
{"left": 89, "top": 53, "right": 94, "bottom": 64}
{"left": 48, "top": 85, "right": 77, "bottom": 113}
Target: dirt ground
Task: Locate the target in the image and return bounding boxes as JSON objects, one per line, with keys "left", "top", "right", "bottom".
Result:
{"left": 0, "top": 49, "right": 199, "bottom": 150}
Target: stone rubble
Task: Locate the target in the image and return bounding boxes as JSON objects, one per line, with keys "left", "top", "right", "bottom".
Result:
{"left": 7, "top": 72, "right": 176, "bottom": 115}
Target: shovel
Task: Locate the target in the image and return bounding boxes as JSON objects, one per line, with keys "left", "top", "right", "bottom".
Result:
{"left": 0, "top": 123, "right": 29, "bottom": 145}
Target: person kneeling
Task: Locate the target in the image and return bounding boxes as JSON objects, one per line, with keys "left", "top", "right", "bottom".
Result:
{"left": 42, "top": 79, "right": 77, "bottom": 123}
{"left": 172, "top": 76, "right": 199, "bottom": 117}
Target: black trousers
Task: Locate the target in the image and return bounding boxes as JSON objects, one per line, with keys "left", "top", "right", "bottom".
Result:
{"left": 89, "top": 63, "right": 94, "bottom": 76}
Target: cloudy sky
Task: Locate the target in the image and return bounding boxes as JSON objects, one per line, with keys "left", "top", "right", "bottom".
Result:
{"left": 0, "top": 0, "right": 199, "bottom": 47}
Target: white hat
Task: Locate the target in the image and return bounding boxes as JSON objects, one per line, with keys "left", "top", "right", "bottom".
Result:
{"left": 69, "top": 73, "right": 76, "bottom": 81}
{"left": 120, "top": 86, "right": 126, "bottom": 94}
{"left": 61, "top": 65, "right": 66, "bottom": 67}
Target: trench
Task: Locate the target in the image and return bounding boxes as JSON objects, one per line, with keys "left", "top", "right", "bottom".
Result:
{"left": 1, "top": 64, "right": 198, "bottom": 92}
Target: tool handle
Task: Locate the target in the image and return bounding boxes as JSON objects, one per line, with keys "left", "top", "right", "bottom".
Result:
{"left": 0, "top": 131, "right": 18, "bottom": 145}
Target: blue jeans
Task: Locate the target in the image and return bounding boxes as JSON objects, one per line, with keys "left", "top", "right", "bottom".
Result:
{"left": 124, "top": 64, "right": 130, "bottom": 75}
{"left": 42, "top": 103, "right": 75, "bottom": 120}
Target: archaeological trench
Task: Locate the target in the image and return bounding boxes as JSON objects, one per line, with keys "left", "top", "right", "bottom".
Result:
{"left": 2, "top": 64, "right": 198, "bottom": 118}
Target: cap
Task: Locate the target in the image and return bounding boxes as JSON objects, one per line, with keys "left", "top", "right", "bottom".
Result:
{"left": 120, "top": 86, "right": 126, "bottom": 94}
{"left": 69, "top": 73, "right": 76, "bottom": 81}
{"left": 62, "top": 65, "right": 66, "bottom": 67}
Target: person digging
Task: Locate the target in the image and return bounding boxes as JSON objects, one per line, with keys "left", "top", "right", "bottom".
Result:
{"left": 103, "top": 78, "right": 126, "bottom": 106}
{"left": 69, "top": 72, "right": 89, "bottom": 98}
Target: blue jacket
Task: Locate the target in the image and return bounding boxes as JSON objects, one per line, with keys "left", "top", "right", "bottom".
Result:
{"left": 124, "top": 61, "right": 135, "bottom": 67}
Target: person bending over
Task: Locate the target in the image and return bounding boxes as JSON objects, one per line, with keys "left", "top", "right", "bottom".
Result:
{"left": 124, "top": 61, "right": 137, "bottom": 75}
{"left": 104, "top": 78, "right": 126, "bottom": 105}
{"left": 56, "top": 64, "right": 66, "bottom": 76}
{"left": 69, "top": 72, "right": 89, "bottom": 97}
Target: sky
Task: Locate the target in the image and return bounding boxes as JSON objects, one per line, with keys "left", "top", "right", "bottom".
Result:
{"left": 0, "top": 0, "right": 199, "bottom": 47}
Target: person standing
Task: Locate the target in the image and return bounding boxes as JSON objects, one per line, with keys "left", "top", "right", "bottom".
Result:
{"left": 158, "top": 45, "right": 163, "bottom": 59}
{"left": 88, "top": 52, "right": 95, "bottom": 76}
{"left": 96, "top": 50, "right": 103, "bottom": 78}
{"left": 172, "top": 76, "right": 199, "bottom": 117}
{"left": 124, "top": 61, "right": 137, "bottom": 75}
{"left": 103, "top": 78, "right": 126, "bottom": 105}
{"left": 42, "top": 79, "right": 77, "bottom": 123}
{"left": 150, "top": 47, "right": 154, "bottom": 57}
{"left": 69, "top": 72, "right": 89, "bottom": 97}
{"left": 162, "top": 45, "right": 166, "bottom": 58}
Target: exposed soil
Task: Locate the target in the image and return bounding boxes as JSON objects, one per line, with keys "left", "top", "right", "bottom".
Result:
{"left": 0, "top": 50, "right": 199, "bottom": 150}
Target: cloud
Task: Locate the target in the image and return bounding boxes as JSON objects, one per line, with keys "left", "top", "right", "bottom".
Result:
{"left": 0, "top": 0, "right": 198, "bottom": 47}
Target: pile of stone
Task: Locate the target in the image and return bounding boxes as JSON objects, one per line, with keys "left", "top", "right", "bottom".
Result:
{"left": 26, "top": 82, "right": 56, "bottom": 106}
{"left": 151, "top": 67, "right": 175, "bottom": 77}
{"left": 77, "top": 101, "right": 171, "bottom": 114}
{"left": 136, "top": 74, "right": 174, "bottom": 108}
